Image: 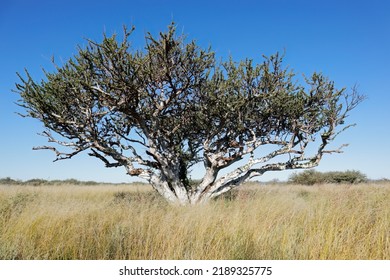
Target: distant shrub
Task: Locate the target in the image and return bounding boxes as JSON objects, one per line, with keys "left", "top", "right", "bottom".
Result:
{"left": 289, "top": 170, "right": 323, "bottom": 185}
{"left": 289, "top": 170, "right": 367, "bottom": 185}
{"left": 372, "top": 178, "right": 390, "bottom": 184}
{"left": 61, "top": 179, "right": 97, "bottom": 185}
{"left": 0, "top": 177, "right": 21, "bottom": 185}
{"left": 24, "top": 179, "right": 49, "bottom": 186}
{"left": 0, "top": 178, "right": 103, "bottom": 186}
{"left": 322, "top": 170, "right": 367, "bottom": 184}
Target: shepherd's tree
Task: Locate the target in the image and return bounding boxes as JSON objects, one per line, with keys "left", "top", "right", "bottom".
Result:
{"left": 15, "top": 24, "right": 364, "bottom": 205}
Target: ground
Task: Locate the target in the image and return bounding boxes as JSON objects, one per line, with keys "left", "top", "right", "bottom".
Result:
{"left": 0, "top": 182, "right": 389, "bottom": 259}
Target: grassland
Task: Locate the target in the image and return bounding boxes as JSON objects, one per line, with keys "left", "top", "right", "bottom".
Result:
{"left": 0, "top": 182, "right": 389, "bottom": 259}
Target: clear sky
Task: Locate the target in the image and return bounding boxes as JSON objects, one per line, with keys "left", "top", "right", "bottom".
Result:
{"left": 1, "top": 0, "right": 389, "bottom": 183}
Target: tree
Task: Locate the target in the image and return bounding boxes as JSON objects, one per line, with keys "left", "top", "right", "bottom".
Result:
{"left": 15, "top": 24, "right": 364, "bottom": 205}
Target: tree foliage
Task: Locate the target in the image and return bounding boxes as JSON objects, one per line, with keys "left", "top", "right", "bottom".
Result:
{"left": 15, "top": 24, "right": 364, "bottom": 204}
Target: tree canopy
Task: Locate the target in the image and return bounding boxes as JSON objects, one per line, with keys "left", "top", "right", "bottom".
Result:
{"left": 15, "top": 24, "right": 364, "bottom": 204}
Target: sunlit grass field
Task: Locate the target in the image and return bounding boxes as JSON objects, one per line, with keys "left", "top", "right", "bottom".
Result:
{"left": 0, "top": 182, "right": 389, "bottom": 259}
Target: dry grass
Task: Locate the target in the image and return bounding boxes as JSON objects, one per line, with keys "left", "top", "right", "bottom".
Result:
{"left": 0, "top": 182, "right": 389, "bottom": 260}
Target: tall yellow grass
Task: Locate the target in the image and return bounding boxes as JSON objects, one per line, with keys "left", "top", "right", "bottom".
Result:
{"left": 0, "top": 182, "right": 389, "bottom": 259}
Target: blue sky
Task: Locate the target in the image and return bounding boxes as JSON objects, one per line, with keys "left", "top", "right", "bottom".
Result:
{"left": 1, "top": 0, "right": 389, "bottom": 183}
